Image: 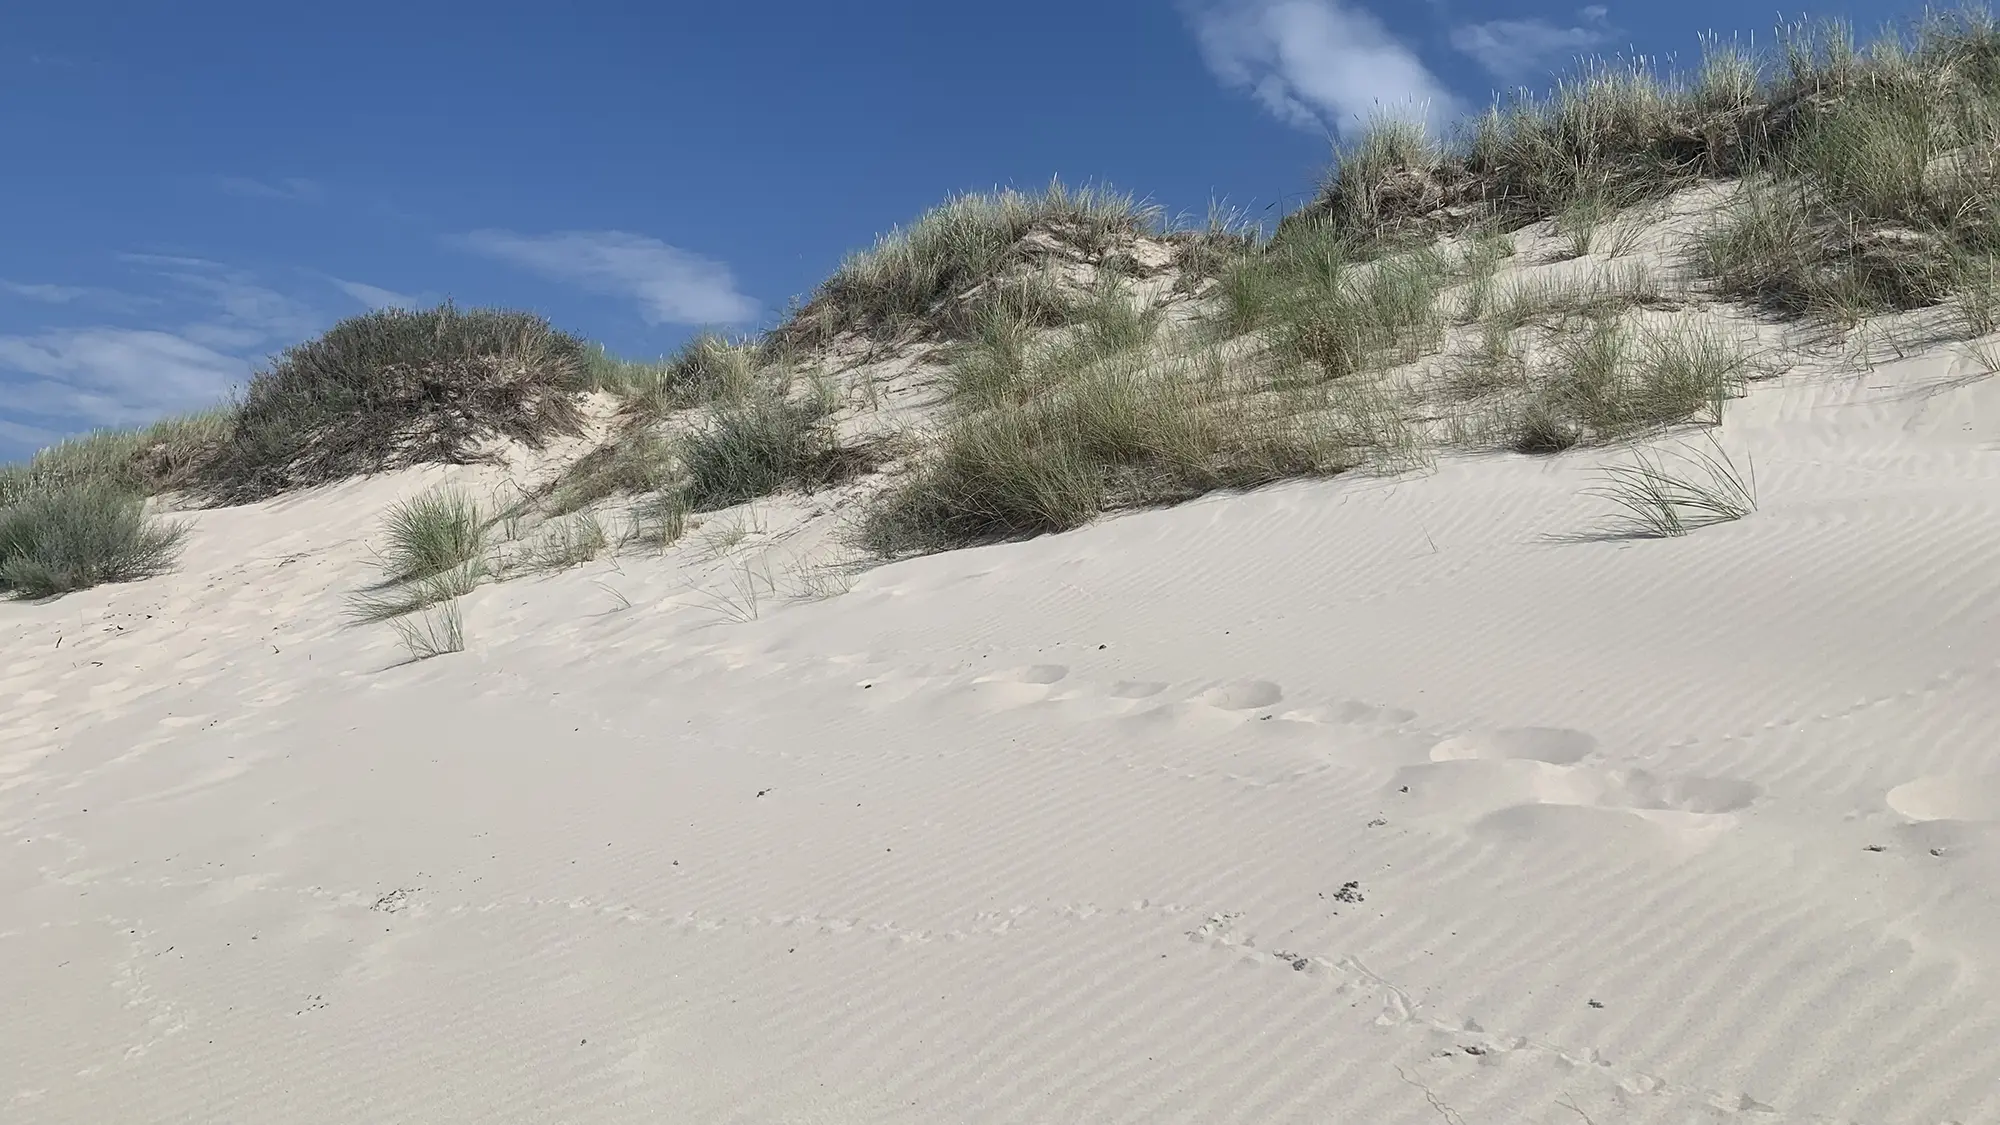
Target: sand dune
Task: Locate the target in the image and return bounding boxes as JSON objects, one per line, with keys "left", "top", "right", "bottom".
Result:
{"left": 6, "top": 307, "right": 2000, "bottom": 1125}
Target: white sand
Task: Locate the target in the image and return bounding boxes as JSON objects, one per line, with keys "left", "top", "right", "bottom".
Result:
{"left": 9, "top": 295, "right": 2000, "bottom": 1121}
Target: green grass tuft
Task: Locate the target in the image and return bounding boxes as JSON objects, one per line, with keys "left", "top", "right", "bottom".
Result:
{"left": 0, "top": 483, "right": 189, "bottom": 598}
{"left": 375, "top": 487, "right": 487, "bottom": 585}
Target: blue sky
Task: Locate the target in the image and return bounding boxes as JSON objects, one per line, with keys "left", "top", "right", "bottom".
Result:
{"left": 0, "top": 0, "right": 1905, "bottom": 461}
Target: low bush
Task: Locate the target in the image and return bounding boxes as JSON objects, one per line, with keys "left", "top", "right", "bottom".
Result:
{"left": 202, "top": 303, "right": 592, "bottom": 500}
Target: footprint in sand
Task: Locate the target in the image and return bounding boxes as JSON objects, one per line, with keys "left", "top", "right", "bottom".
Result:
{"left": 1885, "top": 775, "right": 2000, "bottom": 855}
{"left": 1886, "top": 775, "right": 2000, "bottom": 823}
{"left": 1429, "top": 726, "right": 1597, "bottom": 764}
{"left": 948, "top": 664, "right": 1073, "bottom": 713}
{"left": 1118, "top": 680, "right": 1287, "bottom": 734}
{"left": 1197, "top": 680, "right": 1285, "bottom": 710}
{"left": 1395, "top": 728, "right": 1760, "bottom": 849}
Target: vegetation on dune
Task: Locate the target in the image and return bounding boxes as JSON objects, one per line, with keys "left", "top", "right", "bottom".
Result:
{"left": 13, "top": 8, "right": 2000, "bottom": 590}
{"left": 345, "top": 487, "right": 490, "bottom": 624}
{"left": 774, "top": 180, "right": 1163, "bottom": 348}
{"left": 0, "top": 482, "right": 189, "bottom": 599}
{"left": 1304, "top": 10, "right": 2000, "bottom": 325}
{"left": 202, "top": 304, "right": 594, "bottom": 501}
{"left": 0, "top": 411, "right": 234, "bottom": 508}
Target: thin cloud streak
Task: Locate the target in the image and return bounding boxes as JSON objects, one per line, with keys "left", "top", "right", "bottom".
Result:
{"left": 217, "top": 176, "right": 325, "bottom": 203}
{"left": 0, "top": 328, "right": 248, "bottom": 428}
{"left": 454, "top": 229, "right": 759, "bottom": 326}
{"left": 2, "top": 281, "right": 90, "bottom": 304}
{"left": 331, "top": 279, "right": 420, "bottom": 311}
{"left": 1449, "top": 6, "right": 1617, "bottom": 84}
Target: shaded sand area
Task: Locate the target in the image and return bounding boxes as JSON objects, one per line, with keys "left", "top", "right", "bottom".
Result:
{"left": 6, "top": 335, "right": 2000, "bottom": 1123}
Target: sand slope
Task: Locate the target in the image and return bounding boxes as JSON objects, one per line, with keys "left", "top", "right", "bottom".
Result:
{"left": 6, "top": 341, "right": 2000, "bottom": 1123}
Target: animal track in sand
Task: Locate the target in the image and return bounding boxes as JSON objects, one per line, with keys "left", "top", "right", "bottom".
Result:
{"left": 1886, "top": 775, "right": 2000, "bottom": 823}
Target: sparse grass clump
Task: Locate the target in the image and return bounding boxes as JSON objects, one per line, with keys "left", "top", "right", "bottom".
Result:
{"left": 627, "top": 490, "right": 691, "bottom": 549}
{"left": 522, "top": 511, "right": 610, "bottom": 572}
{"left": 617, "top": 333, "right": 762, "bottom": 421}
{"left": 1511, "top": 318, "right": 1750, "bottom": 451}
{"left": 203, "top": 303, "right": 592, "bottom": 501}
{"left": 391, "top": 598, "right": 466, "bottom": 661}
{"left": 1215, "top": 224, "right": 1451, "bottom": 378}
{"left": 1072, "top": 275, "right": 1165, "bottom": 359}
{"left": 1490, "top": 263, "right": 1665, "bottom": 331}
{"left": 0, "top": 483, "right": 189, "bottom": 598}
{"left": 540, "top": 429, "right": 680, "bottom": 517}
{"left": 778, "top": 180, "right": 1161, "bottom": 345}
{"left": 1588, "top": 435, "right": 1758, "bottom": 537}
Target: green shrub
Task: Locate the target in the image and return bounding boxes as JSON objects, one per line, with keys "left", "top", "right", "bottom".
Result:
{"left": 0, "top": 483, "right": 188, "bottom": 598}
{"left": 203, "top": 303, "right": 591, "bottom": 500}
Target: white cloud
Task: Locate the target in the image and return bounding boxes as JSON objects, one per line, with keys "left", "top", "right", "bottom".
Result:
{"left": 0, "top": 329, "right": 247, "bottom": 428}
{"left": 455, "top": 229, "right": 758, "bottom": 325}
{"left": 1185, "top": 0, "right": 1464, "bottom": 137}
{"left": 217, "top": 176, "right": 324, "bottom": 203}
{"left": 2, "top": 281, "right": 90, "bottom": 303}
{"left": 1449, "top": 6, "right": 1616, "bottom": 84}
{"left": 331, "top": 278, "right": 419, "bottom": 310}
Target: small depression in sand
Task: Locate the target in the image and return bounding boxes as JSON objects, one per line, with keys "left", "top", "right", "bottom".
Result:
{"left": 1887, "top": 775, "right": 2000, "bottom": 823}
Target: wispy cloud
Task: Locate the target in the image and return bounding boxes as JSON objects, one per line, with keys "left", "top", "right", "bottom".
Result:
{"left": 217, "top": 176, "right": 324, "bottom": 203}
{"left": 454, "top": 229, "right": 759, "bottom": 325}
{"left": 0, "top": 329, "right": 247, "bottom": 429}
{"left": 1449, "top": 5, "right": 1617, "bottom": 84}
{"left": 1, "top": 280, "right": 90, "bottom": 304}
{"left": 331, "top": 278, "right": 420, "bottom": 311}
{"left": 111, "top": 256, "right": 321, "bottom": 352}
{"left": 1, "top": 259, "right": 332, "bottom": 447}
{"left": 1185, "top": 0, "right": 1463, "bottom": 137}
